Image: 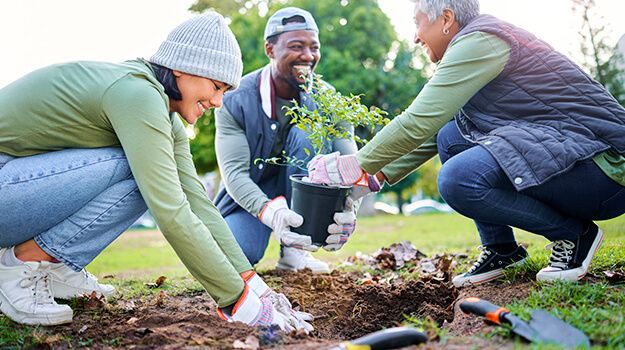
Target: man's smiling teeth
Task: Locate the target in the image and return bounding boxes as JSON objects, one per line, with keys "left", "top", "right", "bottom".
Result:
{"left": 294, "top": 65, "right": 311, "bottom": 75}
{"left": 198, "top": 102, "right": 207, "bottom": 114}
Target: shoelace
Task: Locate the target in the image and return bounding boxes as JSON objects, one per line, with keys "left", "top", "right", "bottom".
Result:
{"left": 467, "top": 246, "right": 492, "bottom": 273}
{"left": 82, "top": 269, "right": 99, "bottom": 285}
{"left": 19, "top": 272, "right": 56, "bottom": 313}
{"left": 544, "top": 240, "right": 575, "bottom": 269}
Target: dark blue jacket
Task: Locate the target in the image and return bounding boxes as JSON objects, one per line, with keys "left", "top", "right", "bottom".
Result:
{"left": 453, "top": 15, "right": 625, "bottom": 190}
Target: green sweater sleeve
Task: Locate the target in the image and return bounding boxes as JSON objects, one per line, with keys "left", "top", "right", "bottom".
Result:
{"left": 356, "top": 32, "right": 511, "bottom": 180}
{"left": 101, "top": 75, "right": 250, "bottom": 307}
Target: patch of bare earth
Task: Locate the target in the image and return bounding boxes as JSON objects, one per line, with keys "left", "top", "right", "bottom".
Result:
{"left": 27, "top": 266, "right": 539, "bottom": 350}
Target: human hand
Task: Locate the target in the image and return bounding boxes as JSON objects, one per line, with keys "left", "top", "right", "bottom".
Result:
{"left": 259, "top": 196, "right": 317, "bottom": 252}
{"left": 307, "top": 152, "right": 382, "bottom": 193}
{"left": 217, "top": 282, "right": 295, "bottom": 332}
{"left": 245, "top": 272, "right": 314, "bottom": 333}
{"left": 325, "top": 196, "right": 361, "bottom": 251}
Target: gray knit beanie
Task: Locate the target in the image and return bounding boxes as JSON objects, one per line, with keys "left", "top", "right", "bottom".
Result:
{"left": 150, "top": 12, "right": 243, "bottom": 91}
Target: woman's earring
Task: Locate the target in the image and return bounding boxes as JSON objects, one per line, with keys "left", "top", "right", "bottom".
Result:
{"left": 443, "top": 28, "right": 450, "bottom": 35}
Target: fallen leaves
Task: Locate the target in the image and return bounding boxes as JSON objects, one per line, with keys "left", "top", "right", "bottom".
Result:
{"left": 597, "top": 269, "right": 625, "bottom": 282}
{"left": 343, "top": 240, "right": 457, "bottom": 284}
{"left": 76, "top": 291, "right": 110, "bottom": 311}
{"left": 151, "top": 290, "right": 169, "bottom": 307}
{"left": 145, "top": 276, "right": 167, "bottom": 288}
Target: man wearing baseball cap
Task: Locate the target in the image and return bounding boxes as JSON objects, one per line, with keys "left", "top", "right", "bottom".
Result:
{"left": 213, "top": 7, "right": 358, "bottom": 273}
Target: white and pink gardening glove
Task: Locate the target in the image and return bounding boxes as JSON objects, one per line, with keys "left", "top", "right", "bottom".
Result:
{"left": 324, "top": 195, "right": 360, "bottom": 251}
{"left": 244, "top": 272, "right": 314, "bottom": 333}
{"left": 307, "top": 152, "right": 383, "bottom": 198}
{"left": 308, "top": 152, "right": 384, "bottom": 251}
{"left": 259, "top": 196, "right": 318, "bottom": 252}
{"left": 217, "top": 281, "right": 295, "bottom": 332}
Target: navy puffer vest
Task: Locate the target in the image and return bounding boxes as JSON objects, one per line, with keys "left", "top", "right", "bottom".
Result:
{"left": 452, "top": 15, "right": 625, "bottom": 190}
{"left": 213, "top": 67, "right": 324, "bottom": 216}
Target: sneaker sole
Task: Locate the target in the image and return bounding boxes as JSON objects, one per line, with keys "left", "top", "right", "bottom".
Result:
{"left": 537, "top": 229, "right": 604, "bottom": 282}
{"left": 53, "top": 284, "right": 117, "bottom": 299}
{"left": 452, "top": 257, "right": 528, "bottom": 287}
{"left": 0, "top": 291, "right": 73, "bottom": 326}
{"left": 275, "top": 263, "right": 331, "bottom": 274}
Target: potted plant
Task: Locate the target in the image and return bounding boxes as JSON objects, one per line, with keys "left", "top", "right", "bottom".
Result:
{"left": 258, "top": 75, "right": 388, "bottom": 245}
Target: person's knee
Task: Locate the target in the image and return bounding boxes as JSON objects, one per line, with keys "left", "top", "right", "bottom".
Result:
{"left": 437, "top": 161, "right": 474, "bottom": 211}
{"left": 437, "top": 163, "right": 460, "bottom": 206}
{"left": 437, "top": 122, "right": 474, "bottom": 164}
{"left": 286, "top": 127, "right": 314, "bottom": 157}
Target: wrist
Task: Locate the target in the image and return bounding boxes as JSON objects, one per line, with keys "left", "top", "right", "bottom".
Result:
{"left": 259, "top": 196, "right": 288, "bottom": 228}
{"left": 376, "top": 171, "right": 387, "bottom": 184}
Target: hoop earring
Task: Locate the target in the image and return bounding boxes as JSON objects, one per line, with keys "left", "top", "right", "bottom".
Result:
{"left": 443, "top": 28, "right": 450, "bottom": 35}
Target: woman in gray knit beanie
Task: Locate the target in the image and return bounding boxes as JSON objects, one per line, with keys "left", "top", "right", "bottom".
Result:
{"left": 0, "top": 12, "right": 311, "bottom": 333}
{"left": 150, "top": 12, "right": 243, "bottom": 125}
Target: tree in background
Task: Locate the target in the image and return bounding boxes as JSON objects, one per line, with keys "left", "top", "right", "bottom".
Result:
{"left": 188, "top": 0, "right": 434, "bottom": 207}
{"left": 572, "top": 0, "right": 625, "bottom": 105}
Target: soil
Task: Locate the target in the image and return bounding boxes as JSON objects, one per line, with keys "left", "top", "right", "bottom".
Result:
{"left": 29, "top": 266, "right": 542, "bottom": 349}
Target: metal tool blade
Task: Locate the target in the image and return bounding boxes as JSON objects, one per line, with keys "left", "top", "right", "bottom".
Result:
{"left": 503, "top": 309, "right": 590, "bottom": 348}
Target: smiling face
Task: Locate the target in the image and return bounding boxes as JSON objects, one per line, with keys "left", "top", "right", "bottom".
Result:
{"left": 266, "top": 29, "right": 320, "bottom": 99}
{"left": 168, "top": 71, "right": 229, "bottom": 125}
{"left": 413, "top": 3, "right": 457, "bottom": 63}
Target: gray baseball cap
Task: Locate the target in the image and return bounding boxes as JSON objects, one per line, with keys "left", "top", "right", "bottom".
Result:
{"left": 264, "top": 7, "right": 319, "bottom": 40}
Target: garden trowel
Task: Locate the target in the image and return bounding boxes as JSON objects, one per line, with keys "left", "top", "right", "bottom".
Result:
{"left": 330, "top": 326, "right": 427, "bottom": 350}
{"left": 459, "top": 297, "right": 590, "bottom": 348}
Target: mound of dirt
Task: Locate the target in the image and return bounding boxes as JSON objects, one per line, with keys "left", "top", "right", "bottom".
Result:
{"left": 25, "top": 268, "right": 538, "bottom": 350}
{"left": 265, "top": 270, "right": 457, "bottom": 340}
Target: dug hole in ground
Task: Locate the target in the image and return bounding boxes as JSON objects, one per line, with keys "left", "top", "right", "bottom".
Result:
{"left": 27, "top": 242, "right": 558, "bottom": 349}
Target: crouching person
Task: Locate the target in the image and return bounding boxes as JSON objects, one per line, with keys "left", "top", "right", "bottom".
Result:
{"left": 0, "top": 12, "right": 311, "bottom": 332}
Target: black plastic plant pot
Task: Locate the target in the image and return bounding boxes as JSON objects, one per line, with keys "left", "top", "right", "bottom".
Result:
{"left": 290, "top": 174, "right": 350, "bottom": 246}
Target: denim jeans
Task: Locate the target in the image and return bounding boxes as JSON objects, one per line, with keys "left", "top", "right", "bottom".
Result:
{"left": 436, "top": 121, "right": 625, "bottom": 245}
{"left": 224, "top": 126, "right": 312, "bottom": 266}
{"left": 0, "top": 148, "right": 147, "bottom": 271}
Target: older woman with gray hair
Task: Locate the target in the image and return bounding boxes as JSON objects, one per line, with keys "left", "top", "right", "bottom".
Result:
{"left": 307, "top": 0, "right": 625, "bottom": 287}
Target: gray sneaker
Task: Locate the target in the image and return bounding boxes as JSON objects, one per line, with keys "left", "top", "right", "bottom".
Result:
{"left": 452, "top": 244, "right": 529, "bottom": 287}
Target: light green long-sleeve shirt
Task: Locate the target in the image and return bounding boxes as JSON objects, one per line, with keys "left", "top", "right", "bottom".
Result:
{"left": 358, "top": 31, "right": 625, "bottom": 187}
{"left": 357, "top": 32, "right": 510, "bottom": 184}
{"left": 0, "top": 59, "right": 250, "bottom": 307}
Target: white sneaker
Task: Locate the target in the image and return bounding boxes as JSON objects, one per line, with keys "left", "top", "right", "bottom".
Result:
{"left": 276, "top": 247, "right": 330, "bottom": 273}
{"left": 48, "top": 263, "right": 116, "bottom": 299}
{"left": 0, "top": 258, "right": 73, "bottom": 325}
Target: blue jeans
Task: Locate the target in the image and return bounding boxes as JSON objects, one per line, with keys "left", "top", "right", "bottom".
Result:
{"left": 436, "top": 121, "right": 625, "bottom": 245}
{"left": 224, "top": 127, "right": 312, "bottom": 266}
{"left": 0, "top": 148, "right": 147, "bottom": 271}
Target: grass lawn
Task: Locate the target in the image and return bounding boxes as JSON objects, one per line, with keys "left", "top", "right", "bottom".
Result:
{"left": 86, "top": 211, "right": 625, "bottom": 279}
{"left": 3, "top": 212, "right": 622, "bottom": 349}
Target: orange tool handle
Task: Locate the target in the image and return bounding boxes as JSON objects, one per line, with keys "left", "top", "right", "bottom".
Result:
{"left": 459, "top": 297, "right": 508, "bottom": 324}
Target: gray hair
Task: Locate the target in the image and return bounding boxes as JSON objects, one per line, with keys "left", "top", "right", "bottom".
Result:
{"left": 414, "top": 0, "right": 480, "bottom": 28}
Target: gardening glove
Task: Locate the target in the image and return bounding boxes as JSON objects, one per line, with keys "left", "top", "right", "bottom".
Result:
{"left": 245, "top": 272, "right": 314, "bottom": 333}
{"left": 325, "top": 196, "right": 362, "bottom": 251}
{"left": 217, "top": 282, "right": 294, "bottom": 332}
{"left": 259, "top": 196, "right": 318, "bottom": 252}
{"left": 307, "top": 152, "right": 383, "bottom": 193}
